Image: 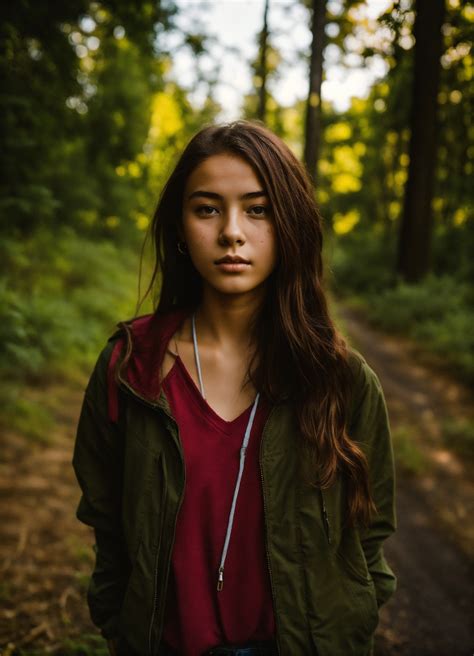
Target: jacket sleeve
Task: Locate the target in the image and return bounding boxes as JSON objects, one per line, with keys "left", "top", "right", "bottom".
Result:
{"left": 349, "top": 351, "right": 397, "bottom": 608}
{"left": 72, "top": 339, "right": 131, "bottom": 639}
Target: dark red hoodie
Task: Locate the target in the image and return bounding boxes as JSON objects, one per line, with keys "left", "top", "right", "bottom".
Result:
{"left": 106, "top": 307, "right": 276, "bottom": 654}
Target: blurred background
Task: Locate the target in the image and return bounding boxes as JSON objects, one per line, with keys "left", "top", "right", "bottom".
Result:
{"left": 0, "top": 0, "right": 473, "bottom": 654}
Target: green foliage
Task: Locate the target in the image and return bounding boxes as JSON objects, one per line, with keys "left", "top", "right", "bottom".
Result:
{"left": 442, "top": 417, "right": 474, "bottom": 463}
{"left": 66, "top": 535, "right": 95, "bottom": 564}
{"left": 327, "top": 228, "right": 397, "bottom": 295}
{"left": 15, "top": 633, "right": 108, "bottom": 656}
{"left": 391, "top": 424, "right": 428, "bottom": 475}
{"left": 331, "top": 242, "right": 474, "bottom": 385}
{"left": 1, "top": 0, "right": 471, "bottom": 447}
{"left": 0, "top": 581, "right": 12, "bottom": 602}
{"left": 0, "top": 227, "right": 140, "bottom": 381}
{"left": 56, "top": 635, "right": 109, "bottom": 656}
{"left": 0, "top": 0, "right": 218, "bottom": 241}
{"left": 364, "top": 274, "right": 474, "bottom": 380}
{"left": 1, "top": 391, "right": 55, "bottom": 444}
{"left": 0, "top": 0, "right": 222, "bottom": 447}
{"left": 322, "top": 0, "right": 473, "bottom": 388}
{"left": 0, "top": 227, "right": 146, "bottom": 440}
{"left": 318, "top": 0, "right": 473, "bottom": 283}
{"left": 367, "top": 273, "right": 467, "bottom": 327}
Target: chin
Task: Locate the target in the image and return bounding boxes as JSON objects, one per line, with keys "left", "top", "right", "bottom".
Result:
{"left": 206, "top": 278, "right": 264, "bottom": 296}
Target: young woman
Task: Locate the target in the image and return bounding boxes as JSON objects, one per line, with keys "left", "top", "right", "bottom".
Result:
{"left": 73, "top": 120, "right": 397, "bottom": 656}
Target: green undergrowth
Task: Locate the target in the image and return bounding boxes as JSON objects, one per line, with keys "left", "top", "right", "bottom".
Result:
{"left": 0, "top": 227, "right": 153, "bottom": 443}
{"left": 441, "top": 417, "right": 474, "bottom": 462}
{"left": 390, "top": 424, "right": 429, "bottom": 475}
{"left": 11, "top": 634, "right": 108, "bottom": 655}
{"left": 328, "top": 225, "right": 474, "bottom": 386}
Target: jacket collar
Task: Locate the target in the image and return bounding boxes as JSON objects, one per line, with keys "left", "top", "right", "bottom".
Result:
{"left": 109, "top": 306, "right": 193, "bottom": 415}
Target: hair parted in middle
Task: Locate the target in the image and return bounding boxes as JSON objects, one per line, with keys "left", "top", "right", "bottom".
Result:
{"left": 138, "top": 119, "right": 376, "bottom": 529}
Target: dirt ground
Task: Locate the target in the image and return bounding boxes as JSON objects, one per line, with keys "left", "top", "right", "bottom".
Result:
{"left": 0, "top": 307, "right": 473, "bottom": 655}
{"left": 338, "top": 306, "right": 474, "bottom": 656}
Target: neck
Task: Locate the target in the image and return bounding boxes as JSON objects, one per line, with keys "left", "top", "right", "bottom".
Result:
{"left": 194, "top": 284, "right": 265, "bottom": 350}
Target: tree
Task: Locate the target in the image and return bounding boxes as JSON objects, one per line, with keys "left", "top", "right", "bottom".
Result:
{"left": 258, "top": 0, "right": 270, "bottom": 122}
{"left": 303, "top": 0, "right": 327, "bottom": 187}
{"left": 0, "top": 0, "right": 222, "bottom": 241}
{"left": 396, "top": 0, "right": 446, "bottom": 282}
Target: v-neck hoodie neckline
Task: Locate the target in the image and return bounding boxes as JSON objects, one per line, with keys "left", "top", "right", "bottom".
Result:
{"left": 165, "top": 353, "right": 255, "bottom": 435}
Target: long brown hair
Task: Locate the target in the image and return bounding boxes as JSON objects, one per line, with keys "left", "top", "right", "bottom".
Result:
{"left": 139, "top": 119, "right": 376, "bottom": 529}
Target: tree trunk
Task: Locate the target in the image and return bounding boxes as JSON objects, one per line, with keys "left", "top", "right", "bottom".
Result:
{"left": 396, "top": 0, "right": 445, "bottom": 282}
{"left": 258, "top": 0, "right": 270, "bottom": 123}
{"left": 303, "top": 0, "right": 327, "bottom": 187}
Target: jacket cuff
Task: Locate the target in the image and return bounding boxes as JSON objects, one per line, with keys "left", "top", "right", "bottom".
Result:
{"left": 99, "top": 614, "right": 120, "bottom": 640}
{"left": 373, "top": 570, "right": 397, "bottom": 608}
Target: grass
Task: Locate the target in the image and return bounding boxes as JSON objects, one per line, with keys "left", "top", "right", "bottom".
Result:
{"left": 391, "top": 424, "right": 429, "bottom": 475}
{"left": 328, "top": 228, "right": 474, "bottom": 387}
{"left": 11, "top": 634, "right": 108, "bottom": 656}
{"left": 2, "top": 392, "right": 55, "bottom": 444}
{"left": 74, "top": 571, "right": 91, "bottom": 593}
{"left": 441, "top": 417, "right": 474, "bottom": 463}
{"left": 0, "top": 581, "right": 12, "bottom": 603}
{"left": 0, "top": 226, "right": 153, "bottom": 445}
{"left": 56, "top": 636, "right": 109, "bottom": 656}
{"left": 65, "top": 536, "right": 95, "bottom": 566}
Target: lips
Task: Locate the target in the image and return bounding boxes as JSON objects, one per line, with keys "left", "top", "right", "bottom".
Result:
{"left": 215, "top": 255, "right": 251, "bottom": 264}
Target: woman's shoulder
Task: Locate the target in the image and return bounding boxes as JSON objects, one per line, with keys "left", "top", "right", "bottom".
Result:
{"left": 97, "top": 308, "right": 185, "bottom": 360}
{"left": 84, "top": 313, "right": 157, "bottom": 392}
{"left": 345, "top": 345, "right": 387, "bottom": 420}
{"left": 346, "top": 345, "right": 382, "bottom": 389}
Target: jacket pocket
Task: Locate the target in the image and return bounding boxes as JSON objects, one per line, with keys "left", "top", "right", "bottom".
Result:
{"left": 118, "top": 449, "right": 167, "bottom": 655}
{"left": 122, "top": 435, "right": 161, "bottom": 559}
{"left": 117, "top": 533, "right": 154, "bottom": 654}
{"left": 337, "top": 548, "right": 373, "bottom": 586}
{"left": 336, "top": 530, "right": 373, "bottom": 586}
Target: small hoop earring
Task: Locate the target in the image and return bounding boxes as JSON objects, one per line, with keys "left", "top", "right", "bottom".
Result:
{"left": 177, "top": 240, "right": 188, "bottom": 254}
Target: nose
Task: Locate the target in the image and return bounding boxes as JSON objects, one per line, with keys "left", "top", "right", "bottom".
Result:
{"left": 218, "top": 206, "right": 245, "bottom": 246}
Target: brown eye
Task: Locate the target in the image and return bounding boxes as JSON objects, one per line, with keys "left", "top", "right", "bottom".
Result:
{"left": 195, "top": 205, "right": 218, "bottom": 216}
{"left": 248, "top": 205, "right": 269, "bottom": 216}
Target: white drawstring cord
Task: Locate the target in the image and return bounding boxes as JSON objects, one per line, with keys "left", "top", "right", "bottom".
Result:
{"left": 192, "top": 313, "right": 206, "bottom": 399}
{"left": 191, "top": 311, "right": 259, "bottom": 591}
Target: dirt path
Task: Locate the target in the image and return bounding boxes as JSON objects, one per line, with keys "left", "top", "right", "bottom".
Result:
{"left": 337, "top": 305, "right": 474, "bottom": 656}
{"left": 0, "top": 307, "right": 473, "bottom": 654}
{"left": 0, "top": 383, "right": 99, "bottom": 654}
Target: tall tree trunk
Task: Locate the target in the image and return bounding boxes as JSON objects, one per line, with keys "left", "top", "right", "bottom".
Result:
{"left": 396, "top": 0, "right": 445, "bottom": 282}
{"left": 258, "top": 0, "right": 270, "bottom": 122}
{"left": 304, "top": 0, "right": 327, "bottom": 187}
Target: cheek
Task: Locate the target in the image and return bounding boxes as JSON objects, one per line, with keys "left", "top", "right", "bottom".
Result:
{"left": 258, "top": 226, "right": 278, "bottom": 264}
{"left": 184, "top": 219, "right": 207, "bottom": 245}
{"left": 184, "top": 222, "right": 215, "bottom": 262}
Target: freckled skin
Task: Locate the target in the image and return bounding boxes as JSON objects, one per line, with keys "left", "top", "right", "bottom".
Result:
{"left": 181, "top": 153, "right": 278, "bottom": 301}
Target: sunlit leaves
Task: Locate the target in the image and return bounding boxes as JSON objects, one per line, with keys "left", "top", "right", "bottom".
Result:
{"left": 323, "top": 144, "right": 363, "bottom": 194}
{"left": 326, "top": 122, "right": 352, "bottom": 142}
{"left": 333, "top": 209, "right": 360, "bottom": 234}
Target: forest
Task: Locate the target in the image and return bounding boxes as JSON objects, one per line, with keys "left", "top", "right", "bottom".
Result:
{"left": 1, "top": 0, "right": 472, "bottom": 435}
{"left": 0, "top": 0, "right": 473, "bottom": 653}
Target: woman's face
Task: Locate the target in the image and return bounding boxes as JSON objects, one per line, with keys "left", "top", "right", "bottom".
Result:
{"left": 181, "top": 152, "right": 278, "bottom": 298}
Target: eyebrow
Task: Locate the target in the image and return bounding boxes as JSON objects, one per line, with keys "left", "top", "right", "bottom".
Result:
{"left": 187, "top": 190, "right": 268, "bottom": 201}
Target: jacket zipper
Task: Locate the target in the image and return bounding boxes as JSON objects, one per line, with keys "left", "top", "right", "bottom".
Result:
{"left": 116, "top": 322, "right": 278, "bottom": 652}
{"left": 116, "top": 376, "right": 186, "bottom": 656}
{"left": 259, "top": 406, "right": 283, "bottom": 655}
{"left": 319, "top": 489, "right": 332, "bottom": 544}
{"left": 148, "top": 400, "right": 186, "bottom": 656}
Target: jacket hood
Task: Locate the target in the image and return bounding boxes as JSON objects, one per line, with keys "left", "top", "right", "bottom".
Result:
{"left": 107, "top": 306, "right": 193, "bottom": 422}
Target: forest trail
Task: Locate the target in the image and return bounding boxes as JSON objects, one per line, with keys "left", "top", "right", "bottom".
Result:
{"left": 0, "top": 306, "right": 473, "bottom": 655}
{"left": 338, "top": 304, "right": 474, "bottom": 656}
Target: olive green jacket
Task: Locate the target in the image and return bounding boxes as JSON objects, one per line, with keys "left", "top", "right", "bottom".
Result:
{"left": 72, "top": 313, "right": 397, "bottom": 656}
